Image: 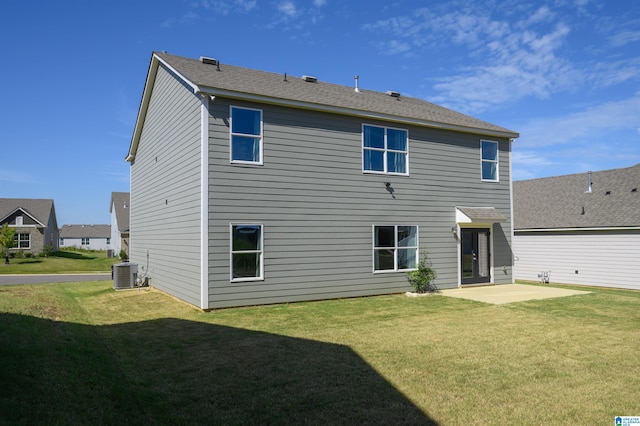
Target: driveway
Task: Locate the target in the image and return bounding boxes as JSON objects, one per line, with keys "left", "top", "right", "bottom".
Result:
{"left": 0, "top": 273, "right": 111, "bottom": 285}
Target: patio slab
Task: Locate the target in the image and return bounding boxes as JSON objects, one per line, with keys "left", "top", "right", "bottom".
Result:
{"left": 440, "top": 284, "right": 590, "bottom": 305}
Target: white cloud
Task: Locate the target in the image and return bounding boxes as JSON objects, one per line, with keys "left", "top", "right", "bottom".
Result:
{"left": 518, "top": 93, "right": 640, "bottom": 148}
{"left": 377, "top": 39, "right": 412, "bottom": 56}
{"left": 313, "top": 0, "right": 326, "bottom": 7}
{"left": 278, "top": 1, "right": 298, "bottom": 18}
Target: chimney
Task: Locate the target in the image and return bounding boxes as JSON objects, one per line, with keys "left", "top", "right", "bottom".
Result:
{"left": 585, "top": 171, "right": 592, "bottom": 193}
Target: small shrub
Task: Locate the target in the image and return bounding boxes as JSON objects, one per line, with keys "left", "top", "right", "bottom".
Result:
{"left": 407, "top": 252, "right": 437, "bottom": 294}
{"left": 40, "top": 244, "right": 53, "bottom": 258}
{"left": 14, "top": 249, "right": 25, "bottom": 259}
{"left": 119, "top": 249, "right": 128, "bottom": 260}
{"left": 24, "top": 252, "right": 34, "bottom": 258}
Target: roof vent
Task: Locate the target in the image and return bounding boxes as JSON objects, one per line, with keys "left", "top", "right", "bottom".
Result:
{"left": 386, "top": 90, "right": 401, "bottom": 98}
{"left": 302, "top": 75, "right": 318, "bottom": 83}
{"left": 585, "top": 171, "right": 593, "bottom": 194}
{"left": 200, "top": 56, "right": 219, "bottom": 66}
{"left": 632, "top": 188, "right": 637, "bottom": 193}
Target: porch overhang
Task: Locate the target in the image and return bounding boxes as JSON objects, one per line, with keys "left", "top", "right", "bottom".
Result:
{"left": 456, "top": 207, "right": 507, "bottom": 224}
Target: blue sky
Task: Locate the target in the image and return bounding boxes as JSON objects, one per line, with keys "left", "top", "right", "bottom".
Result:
{"left": 2, "top": 0, "right": 639, "bottom": 225}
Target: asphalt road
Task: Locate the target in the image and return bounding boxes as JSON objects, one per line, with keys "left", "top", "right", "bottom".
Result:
{"left": 0, "top": 273, "right": 111, "bottom": 285}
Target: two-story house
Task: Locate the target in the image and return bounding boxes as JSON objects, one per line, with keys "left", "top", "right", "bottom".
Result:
{"left": 127, "top": 52, "right": 519, "bottom": 309}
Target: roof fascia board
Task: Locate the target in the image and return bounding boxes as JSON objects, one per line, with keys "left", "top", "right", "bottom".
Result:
{"left": 127, "top": 54, "right": 200, "bottom": 162}
{"left": 516, "top": 226, "right": 640, "bottom": 232}
{"left": 199, "top": 87, "right": 520, "bottom": 139}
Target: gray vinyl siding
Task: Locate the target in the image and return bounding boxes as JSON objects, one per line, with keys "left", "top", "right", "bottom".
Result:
{"left": 514, "top": 230, "right": 640, "bottom": 290}
{"left": 130, "top": 65, "right": 202, "bottom": 306}
{"left": 206, "top": 99, "right": 513, "bottom": 308}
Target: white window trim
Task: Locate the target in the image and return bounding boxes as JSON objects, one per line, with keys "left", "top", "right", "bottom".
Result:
{"left": 230, "top": 106, "right": 264, "bottom": 165}
{"left": 14, "top": 233, "right": 31, "bottom": 250}
{"left": 480, "top": 139, "right": 499, "bottom": 182}
{"left": 372, "top": 224, "right": 419, "bottom": 273}
{"left": 230, "top": 223, "right": 264, "bottom": 282}
{"left": 362, "top": 124, "right": 409, "bottom": 176}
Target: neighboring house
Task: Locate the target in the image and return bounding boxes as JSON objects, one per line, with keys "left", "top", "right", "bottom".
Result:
{"left": 126, "top": 52, "right": 519, "bottom": 309}
{"left": 59, "top": 224, "right": 111, "bottom": 251}
{"left": 109, "top": 192, "right": 130, "bottom": 257}
{"left": 513, "top": 164, "right": 640, "bottom": 290}
{"left": 0, "top": 198, "right": 59, "bottom": 255}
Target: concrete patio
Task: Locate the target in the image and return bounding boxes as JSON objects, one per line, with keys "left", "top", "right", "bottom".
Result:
{"left": 440, "top": 283, "right": 591, "bottom": 305}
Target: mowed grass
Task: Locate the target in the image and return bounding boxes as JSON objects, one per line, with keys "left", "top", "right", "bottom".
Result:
{"left": 0, "top": 250, "right": 118, "bottom": 274}
{"left": 0, "top": 281, "right": 638, "bottom": 424}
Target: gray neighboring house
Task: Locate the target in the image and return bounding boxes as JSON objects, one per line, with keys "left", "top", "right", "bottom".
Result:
{"left": 0, "top": 198, "right": 59, "bottom": 255}
{"left": 59, "top": 224, "right": 111, "bottom": 251}
{"left": 110, "top": 192, "right": 130, "bottom": 257}
{"left": 513, "top": 164, "right": 640, "bottom": 290}
{"left": 126, "top": 52, "right": 519, "bottom": 309}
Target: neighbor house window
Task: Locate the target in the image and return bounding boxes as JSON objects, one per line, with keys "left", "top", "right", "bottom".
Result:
{"left": 363, "top": 125, "right": 408, "bottom": 174}
{"left": 230, "top": 106, "right": 263, "bottom": 164}
{"left": 14, "top": 233, "right": 30, "bottom": 249}
{"left": 230, "top": 224, "right": 263, "bottom": 281}
{"left": 481, "top": 140, "right": 499, "bottom": 181}
{"left": 106, "top": 238, "right": 111, "bottom": 245}
{"left": 82, "top": 238, "right": 90, "bottom": 246}
{"left": 373, "top": 225, "right": 418, "bottom": 272}
{"left": 60, "top": 238, "right": 64, "bottom": 245}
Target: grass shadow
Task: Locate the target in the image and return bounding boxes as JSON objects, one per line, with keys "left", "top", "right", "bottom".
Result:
{"left": 0, "top": 313, "right": 437, "bottom": 425}
{"left": 8, "top": 259, "right": 43, "bottom": 265}
{"left": 51, "top": 251, "right": 93, "bottom": 260}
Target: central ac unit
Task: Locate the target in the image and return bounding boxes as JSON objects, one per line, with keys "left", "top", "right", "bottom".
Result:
{"left": 113, "top": 263, "right": 138, "bottom": 289}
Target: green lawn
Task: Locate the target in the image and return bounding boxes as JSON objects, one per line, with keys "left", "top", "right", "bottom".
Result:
{"left": 0, "top": 250, "right": 119, "bottom": 274}
{"left": 0, "top": 281, "right": 638, "bottom": 424}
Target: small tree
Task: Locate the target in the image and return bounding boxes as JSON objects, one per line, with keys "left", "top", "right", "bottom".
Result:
{"left": 407, "top": 251, "right": 438, "bottom": 293}
{"left": 0, "top": 224, "right": 16, "bottom": 265}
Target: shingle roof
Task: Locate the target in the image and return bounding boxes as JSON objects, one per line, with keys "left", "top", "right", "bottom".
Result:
{"left": 0, "top": 198, "right": 55, "bottom": 226}
{"left": 59, "top": 224, "right": 111, "bottom": 238}
{"left": 155, "top": 52, "right": 518, "bottom": 137}
{"left": 110, "top": 192, "right": 130, "bottom": 232}
{"left": 513, "top": 164, "right": 640, "bottom": 230}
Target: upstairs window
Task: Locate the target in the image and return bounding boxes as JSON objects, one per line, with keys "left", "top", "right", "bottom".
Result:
{"left": 363, "top": 125, "right": 408, "bottom": 175}
{"left": 230, "top": 106, "right": 263, "bottom": 164}
{"left": 373, "top": 225, "right": 418, "bottom": 272}
{"left": 481, "top": 140, "right": 499, "bottom": 181}
{"left": 230, "top": 224, "right": 264, "bottom": 282}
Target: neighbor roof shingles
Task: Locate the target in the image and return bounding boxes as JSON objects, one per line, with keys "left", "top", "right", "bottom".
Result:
{"left": 59, "top": 224, "right": 111, "bottom": 238}
{"left": 513, "top": 164, "right": 640, "bottom": 230}
{"left": 156, "top": 52, "right": 519, "bottom": 138}
{"left": 0, "top": 198, "right": 54, "bottom": 226}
